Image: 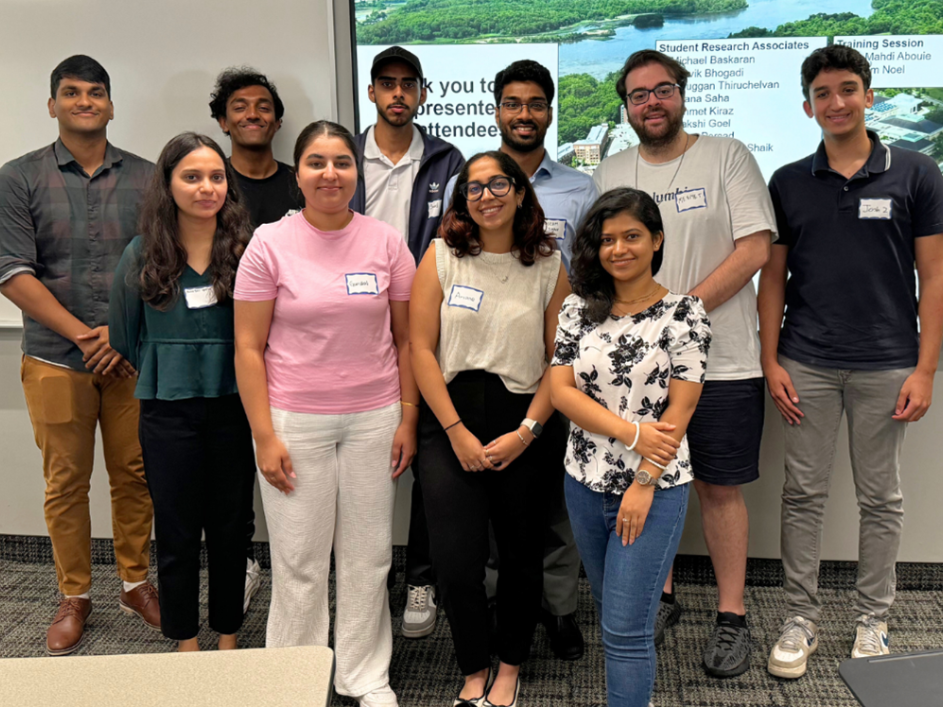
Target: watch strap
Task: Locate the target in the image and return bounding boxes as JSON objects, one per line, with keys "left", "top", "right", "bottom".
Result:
{"left": 521, "top": 417, "right": 543, "bottom": 438}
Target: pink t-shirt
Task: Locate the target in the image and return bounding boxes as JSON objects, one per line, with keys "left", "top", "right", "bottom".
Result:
{"left": 234, "top": 211, "right": 416, "bottom": 414}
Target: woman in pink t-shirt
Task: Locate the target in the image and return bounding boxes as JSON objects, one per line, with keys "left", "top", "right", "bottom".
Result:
{"left": 233, "top": 121, "right": 417, "bottom": 707}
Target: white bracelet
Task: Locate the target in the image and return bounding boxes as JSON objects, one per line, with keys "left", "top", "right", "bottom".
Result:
{"left": 644, "top": 456, "right": 667, "bottom": 471}
{"left": 624, "top": 420, "right": 641, "bottom": 452}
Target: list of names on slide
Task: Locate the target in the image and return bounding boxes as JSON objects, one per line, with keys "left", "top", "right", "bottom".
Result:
{"left": 835, "top": 35, "right": 942, "bottom": 88}
{"left": 656, "top": 37, "right": 828, "bottom": 178}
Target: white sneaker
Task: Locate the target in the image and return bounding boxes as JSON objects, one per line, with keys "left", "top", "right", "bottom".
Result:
{"left": 357, "top": 684, "right": 399, "bottom": 707}
{"left": 768, "top": 616, "right": 819, "bottom": 679}
{"left": 852, "top": 614, "right": 890, "bottom": 658}
{"left": 244, "top": 558, "right": 262, "bottom": 614}
{"left": 402, "top": 584, "right": 437, "bottom": 638}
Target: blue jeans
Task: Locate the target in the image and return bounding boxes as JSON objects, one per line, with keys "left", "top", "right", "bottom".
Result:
{"left": 566, "top": 474, "right": 689, "bottom": 707}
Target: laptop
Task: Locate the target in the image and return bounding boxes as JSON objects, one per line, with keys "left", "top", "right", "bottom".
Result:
{"left": 839, "top": 650, "right": 943, "bottom": 706}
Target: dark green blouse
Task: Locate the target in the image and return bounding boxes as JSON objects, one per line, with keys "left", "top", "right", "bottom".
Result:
{"left": 109, "top": 236, "right": 238, "bottom": 400}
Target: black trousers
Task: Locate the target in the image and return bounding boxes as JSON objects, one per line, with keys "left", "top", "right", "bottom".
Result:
{"left": 139, "top": 394, "right": 256, "bottom": 641}
{"left": 418, "top": 371, "right": 566, "bottom": 674}
{"left": 405, "top": 454, "right": 435, "bottom": 586}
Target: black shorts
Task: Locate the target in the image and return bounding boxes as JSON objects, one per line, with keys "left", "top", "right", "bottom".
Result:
{"left": 686, "top": 377, "right": 765, "bottom": 486}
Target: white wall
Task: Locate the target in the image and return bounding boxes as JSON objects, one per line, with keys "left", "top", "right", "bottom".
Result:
{"left": 1, "top": 0, "right": 941, "bottom": 563}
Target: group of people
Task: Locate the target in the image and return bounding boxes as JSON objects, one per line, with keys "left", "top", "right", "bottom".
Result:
{"left": 0, "top": 41, "right": 940, "bottom": 707}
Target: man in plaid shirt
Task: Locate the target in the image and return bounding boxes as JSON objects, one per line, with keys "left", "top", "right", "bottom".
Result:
{"left": 0, "top": 55, "right": 160, "bottom": 655}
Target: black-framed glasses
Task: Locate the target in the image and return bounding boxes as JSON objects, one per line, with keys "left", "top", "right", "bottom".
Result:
{"left": 627, "top": 83, "right": 681, "bottom": 106}
{"left": 498, "top": 101, "right": 549, "bottom": 116}
{"left": 459, "top": 175, "right": 515, "bottom": 201}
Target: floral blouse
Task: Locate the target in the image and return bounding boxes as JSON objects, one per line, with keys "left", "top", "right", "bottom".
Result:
{"left": 552, "top": 293, "right": 712, "bottom": 493}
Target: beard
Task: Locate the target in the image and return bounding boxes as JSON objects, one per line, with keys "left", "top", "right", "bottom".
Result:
{"left": 378, "top": 102, "right": 415, "bottom": 127}
{"left": 499, "top": 119, "right": 547, "bottom": 153}
{"left": 628, "top": 104, "right": 686, "bottom": 151}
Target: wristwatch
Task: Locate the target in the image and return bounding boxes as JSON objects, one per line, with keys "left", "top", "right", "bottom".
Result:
{"left": 635, "top": 469, "right": 657, "bottom": 487}
{"left": 521, "top": 418, "right": 543, "bottom": 439}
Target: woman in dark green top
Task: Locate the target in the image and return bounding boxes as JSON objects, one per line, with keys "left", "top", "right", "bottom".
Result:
{"left": 110, "top": 133, "right": 254, "bottom": 652}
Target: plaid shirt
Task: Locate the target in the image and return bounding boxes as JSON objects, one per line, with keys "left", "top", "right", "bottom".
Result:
{"left": 0, "top": 139, "right": 153, "bottom": 370}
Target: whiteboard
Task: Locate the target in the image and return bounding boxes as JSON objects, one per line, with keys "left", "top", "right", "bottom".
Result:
{"left": 0, "top": 0, "right": 339, "bottom": 329}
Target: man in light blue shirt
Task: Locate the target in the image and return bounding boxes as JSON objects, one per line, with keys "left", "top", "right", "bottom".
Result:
{"left": 445, "top": 60, "right": 598, "bottom": 661}
{"left": 443, "top": 61, "right": 597, "bottom": 272}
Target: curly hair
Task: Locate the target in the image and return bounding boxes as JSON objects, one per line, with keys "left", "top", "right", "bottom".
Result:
{"left": 439, "top": 151, "right": 553, "bottom": 267}
{"left": 209, "top": 67, "right": 285, "bottom": 122}
{"left": 570, "top": 188, "right": 665, "bottom": 324}
{"left": 137, "top": 133, "right": 252, "bottom": 311}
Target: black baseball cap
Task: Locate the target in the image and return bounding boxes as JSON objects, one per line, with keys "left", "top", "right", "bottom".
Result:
{"left": 370, "top": 46, "right": 423, "bottom": 81}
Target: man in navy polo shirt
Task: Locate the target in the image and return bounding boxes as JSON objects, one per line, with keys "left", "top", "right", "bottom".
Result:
{"left": 759, "top": 45, "right": 943, "bottom": 679}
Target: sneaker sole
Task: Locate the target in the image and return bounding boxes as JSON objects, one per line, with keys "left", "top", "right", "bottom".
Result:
{"left": 118, "top": 600, "right": 161, "bottom": 631}
{"left": 401, "top": 620, "right": 436, "bottom": 638}
{"left": 768, "top": 641, "right": 817, "bottom": 679}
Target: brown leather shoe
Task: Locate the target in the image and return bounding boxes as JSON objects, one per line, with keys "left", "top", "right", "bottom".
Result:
{"left": 46, "top": 596, "right": 92, "bottom": 656}
{"left": 119, "top": 582, "right": 161, "bottom": 630}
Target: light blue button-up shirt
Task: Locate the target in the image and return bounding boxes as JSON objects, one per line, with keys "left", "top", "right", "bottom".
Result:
{"left": 443, "top": 150, "right": 598, "bottom": 271}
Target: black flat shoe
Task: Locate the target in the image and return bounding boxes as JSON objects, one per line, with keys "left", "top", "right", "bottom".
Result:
{"left": 542, "top": 609, "right": 584, "bottom": 661}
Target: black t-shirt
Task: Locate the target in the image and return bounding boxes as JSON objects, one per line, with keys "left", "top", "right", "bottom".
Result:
{"left": 231, "top": 160, "right": 305, "bottom": 230}
{"left": 769, "top": 132, "right": 943, "bottom": 370}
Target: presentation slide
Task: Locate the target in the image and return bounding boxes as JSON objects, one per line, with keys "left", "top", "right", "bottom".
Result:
{"left": 352, "top": 0, "right": 943, "bottom": 180}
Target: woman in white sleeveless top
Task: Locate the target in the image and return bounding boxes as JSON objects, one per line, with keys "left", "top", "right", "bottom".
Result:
{"left": 410, "top": 151, "right": 570, "bottom": 707}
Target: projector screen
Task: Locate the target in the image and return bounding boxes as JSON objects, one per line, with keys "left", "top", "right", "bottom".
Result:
{"left": 352, "top": 0, "right": 943, "bottom": 180}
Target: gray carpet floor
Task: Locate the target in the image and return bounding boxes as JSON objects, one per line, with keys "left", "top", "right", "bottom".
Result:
{"left": 2, "top": 539, "right": 942, "bottom": 706}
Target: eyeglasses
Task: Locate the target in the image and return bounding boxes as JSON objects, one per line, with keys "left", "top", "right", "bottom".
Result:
{"left": 498, "top": 101, "right": 549, "bottom": 116}
{"left": 626, "top": 83, "right": 681, "bottom": 106}
{"left": 459, "top": 175, "right": 515, "bottom": 201}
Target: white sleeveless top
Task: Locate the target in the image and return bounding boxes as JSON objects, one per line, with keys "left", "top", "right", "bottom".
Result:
{"left": 435, "top": 238, "right": 562, "bottom": 395}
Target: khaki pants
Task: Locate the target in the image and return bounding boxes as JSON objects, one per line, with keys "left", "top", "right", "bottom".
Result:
{"left": 21, "top": 356, "right": 152, "bottom": 595}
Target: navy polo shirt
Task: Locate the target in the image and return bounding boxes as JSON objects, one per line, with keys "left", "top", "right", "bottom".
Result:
{"left": 769, "top": 131, "right": 943, "bottom": 370}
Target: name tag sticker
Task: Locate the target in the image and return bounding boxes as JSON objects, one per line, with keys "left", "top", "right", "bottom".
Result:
{"left": 859, "top": 198, "right": 892, "bottom": 220}
{"left": 544, "top": 218, "right": 567, "bottom": 241}
{"left": 676, "top": 187, "right": 707, "bottom": 213}
{"left": 184, "top": 285, "right": 218, "bottom": 309}
{"left": 447, "top": 285, "right": 484, "bottom": 312}
{"left": 428, "top": 199, "right": 442, "bottom": 219}
{"left": 345, "top": 273, "right": 379, "bottom": 295}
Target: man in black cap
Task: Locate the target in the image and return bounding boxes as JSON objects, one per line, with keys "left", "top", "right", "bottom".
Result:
{"left": 351, "top": 46, "right": 464, "bottom": 639}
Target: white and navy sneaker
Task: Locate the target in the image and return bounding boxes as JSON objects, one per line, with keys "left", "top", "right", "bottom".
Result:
{"left": 768, "top": 616, "right": 819, "bottom": 679}
{"left": 402, "top": 584, "right": 437, "bottom": 638}
{"left": 852, "top": 614, "right": 889, "bottom": 658}
{"left": 244, "top": 558, "right": 262, "bottom": 614}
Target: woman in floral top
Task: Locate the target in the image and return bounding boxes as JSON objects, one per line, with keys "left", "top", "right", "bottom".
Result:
{"left": 549, "top": 188, "right": 711, "bottom": 707}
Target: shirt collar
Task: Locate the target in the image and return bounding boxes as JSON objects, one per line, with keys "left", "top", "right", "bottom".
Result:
{"left": 54, "top": 138, "right": 123, "bottom": 172}
{"left": 363, "top": 125, "right": 424, "bottom": 164}
{"left": 811, "top": 129, "right": 890, "bottom": 177}
{"left": 530, "top": 149, "right": 556, "bottom": 182}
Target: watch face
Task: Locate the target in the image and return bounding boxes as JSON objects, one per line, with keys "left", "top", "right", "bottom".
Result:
{"left": 636, "top": 470, "right": 653, "bottom": 486}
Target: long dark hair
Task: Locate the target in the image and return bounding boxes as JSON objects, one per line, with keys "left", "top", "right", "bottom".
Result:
{"left": 137, "top": 132, "right": 251, "bottom": 310}
{"left": 571, "top": 188, "right": 665, "bottom": 324}
{"left": 439, "top": 150, "right": 553, "bottom": 266}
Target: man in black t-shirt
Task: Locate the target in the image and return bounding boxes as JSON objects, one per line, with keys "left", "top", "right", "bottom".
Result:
{"left": 759, "top": 45, "right": 943, "bottom": 679}
{"left": 210, "top": 68, "right": 304, "bottom": 230}
{"left": 209, "top": 67, "right": 304, "bottom": 613}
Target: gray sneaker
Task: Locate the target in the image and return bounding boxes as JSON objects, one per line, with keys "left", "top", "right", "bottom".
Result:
{"left": 703, "top": 614, "right": 751, "bottom": 677}
{"left": 654, "top": 599, "right": 682, "bottom": 647}
{"left": 402, "top": 584, "right": 437, "bottom": 638}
